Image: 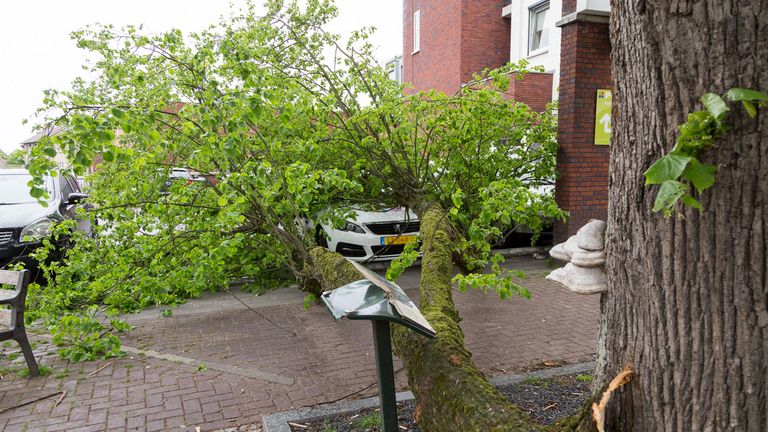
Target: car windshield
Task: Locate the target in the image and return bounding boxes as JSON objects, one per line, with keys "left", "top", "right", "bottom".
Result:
{"left": 0, "top": 174, "right": 54, "bottom": 204}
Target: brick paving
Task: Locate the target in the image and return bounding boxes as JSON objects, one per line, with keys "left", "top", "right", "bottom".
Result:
{"left": 0, "top": 257, "right": 598, "bottom": 431}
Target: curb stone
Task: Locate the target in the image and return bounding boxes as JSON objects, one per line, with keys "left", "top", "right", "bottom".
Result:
{"left": 262, "top": 361, "right": 594, "bottom": 432}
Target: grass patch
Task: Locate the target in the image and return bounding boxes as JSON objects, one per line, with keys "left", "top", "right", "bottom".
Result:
{"left": 18, "top": 365, "right": 53, "bottom": 377}
{"left": 320, "top": 419, "right": 337, "bottom": 432}
{"left": 0, "top": 366, "right": 19, "bottom": 376}
{"left": 6, "top": 352, "right": 19, "bottom": 361}
{"left": 522, "top": 376, "right": 551, "bottom": 388}
{"left": 352, "top": 411, "right": 381, "bottom": 430}
{"left": 576, "top": 374, "right": 593, "bottom": 382}
{"left": 54, "top": 369, "right": 70, "bottom": 379}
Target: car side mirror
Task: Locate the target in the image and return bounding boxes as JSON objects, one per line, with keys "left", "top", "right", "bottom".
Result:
{"left": 67, "top": 192, "right": 89, "bottom": 204}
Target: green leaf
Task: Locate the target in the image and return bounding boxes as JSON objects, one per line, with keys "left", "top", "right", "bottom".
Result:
{"left": 644, "top": 152, "right": 691, "bottom": 185}
{"left": 681, "top": 195, "right": 703, "bottom": 211}
{"left": 742, "top": 100, "right": 757, "bottom": 118}
{"left": 700, "top": 93, "right": 729, "bottom": 120}
{"left": 43, "top": 146, "right": 57, "bottom": 157}
{"left": 652, "top": 180, "right": 687, "bottom": 215}
{"left": 110, "top": 108, "right": 125, "bottom": 120}
{"left": 725, "top": 88, "right": 768, "bottom": 103}
{"left": 29, "top": 186, "right": 43, "bottom": 198}
{"left": 682, "top": 158, "right": 717, "bottom": 193}
{"left": 451, "top": 189, "right": 463, "bottom": 209}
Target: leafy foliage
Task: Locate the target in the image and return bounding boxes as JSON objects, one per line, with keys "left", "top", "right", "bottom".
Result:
{"left": 644, "top": 88, "right": 767, "bottom": 216}
{"left": 386, "top": 237, "right": 420, "bottom": 281}
{"left": 21, "top": 0, "right": 563, "bottom": 359}
{"left": 50, "top": 312, "right": 128, "bottom": 362}
{"left": 1, "top": 149, "right": 27, "bottom": 167}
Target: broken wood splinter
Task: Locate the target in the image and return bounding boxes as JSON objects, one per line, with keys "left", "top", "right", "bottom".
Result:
{"left": 592, "top": 366, "right": 634, "bottom": 432}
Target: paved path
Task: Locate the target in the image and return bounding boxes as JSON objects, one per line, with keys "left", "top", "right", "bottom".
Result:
{"left": 0, "top": 256, "right": 598, "bottom": 431}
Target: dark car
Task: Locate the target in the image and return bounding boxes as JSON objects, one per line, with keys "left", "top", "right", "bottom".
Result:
{"left": 0, "top": 169, "right": 91, "bottom": 270}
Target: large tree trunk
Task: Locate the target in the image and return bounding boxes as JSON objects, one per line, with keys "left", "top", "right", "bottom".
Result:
{"left": 600, "top": 1, "right": 768, "bottom": 430}
{"left": 310, "top": 204, "right": 541, "bottom": 431}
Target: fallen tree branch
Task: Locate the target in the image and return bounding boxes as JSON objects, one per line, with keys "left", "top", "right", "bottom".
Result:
{"left": 0, "top": 391, "right": 65, "bottom": 415}
{"left": 224, "top": 288, "right": 298, "bottom": 337}
{"left": 88, "top": 362, "right": 112, "bottom": 377}
{"left": 54, "top": 391, "right": 67, "bottom": 407}
{"left": 296, "top": 365, "right": 406, "bottom": 409}
{"left": 310, "top": 204, "right": 544, "bottom": 431}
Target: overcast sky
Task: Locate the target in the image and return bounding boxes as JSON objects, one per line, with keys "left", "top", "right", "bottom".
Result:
{"left": 0, "top": 1, "right": 403, "bottom": 153}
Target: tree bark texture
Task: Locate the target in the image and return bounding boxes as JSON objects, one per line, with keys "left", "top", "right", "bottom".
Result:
{"left": 310, "top": 204, "right": 541, "bottom": 431}
{"left": 604, "top": 1, "right": 768, "bottom": 430}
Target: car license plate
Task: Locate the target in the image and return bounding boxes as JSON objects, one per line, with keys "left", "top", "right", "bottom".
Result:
{"left": 381, "top": 235, "right": 416, "bottom": 246}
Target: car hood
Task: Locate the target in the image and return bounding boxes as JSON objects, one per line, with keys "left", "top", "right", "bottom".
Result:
{"left": 0, "top": 202, "right": 56, "bottom": 229}
{"left": 345, "top": 207, "right": 418, "bottom": 223}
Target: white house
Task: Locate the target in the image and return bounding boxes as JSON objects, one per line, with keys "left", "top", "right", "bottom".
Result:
{"left": 503, "top": 0, "right": 610, "bottom": 99}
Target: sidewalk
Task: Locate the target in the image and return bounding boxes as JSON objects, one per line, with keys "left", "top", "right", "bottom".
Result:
{"left": 0, "top": 256, "right": 598, "bottom": 431}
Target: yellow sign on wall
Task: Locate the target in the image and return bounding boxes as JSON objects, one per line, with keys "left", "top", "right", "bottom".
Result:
{"left": 594, "top": 89, "right": 612, "bottom": 145}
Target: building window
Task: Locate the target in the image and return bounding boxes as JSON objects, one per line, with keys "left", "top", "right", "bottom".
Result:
{"left": 528, "top": 1, "right": 549, "bottom": 54}
{"left": 413, "top": 10, "right": 421, "bottom": 53}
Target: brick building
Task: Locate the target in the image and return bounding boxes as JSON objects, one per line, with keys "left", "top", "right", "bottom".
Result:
{"left": 403, "top": 0, "right": 510, "bottom": 95}
{"left": 402, "top": 0, "right": 553, "bottom": 113}
{"left": 401, "top": 0, "right": 612, "bottom": 241}
{"left": 552, "top": 0, "right": 611, "bottom": 239}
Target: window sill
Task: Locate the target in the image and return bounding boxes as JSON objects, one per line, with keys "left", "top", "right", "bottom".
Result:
{"left": 412, "top": 49, "right": 420, "bottom": 55}
{"left": 527, "top": 47, "right": 549, "bottom": 59}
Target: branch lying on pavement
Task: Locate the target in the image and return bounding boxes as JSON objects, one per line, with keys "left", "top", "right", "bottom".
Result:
{"left": 296, "top": 365, "right": 406, "bottom": 409}
{"left": 0, "top": 391, "right": 65, "bottom": 415}
{"left": 88, "top": 362, "right": 112, "bottom": 377}
{"left": 224, "top": 288, "right": 298, "bottom": 337}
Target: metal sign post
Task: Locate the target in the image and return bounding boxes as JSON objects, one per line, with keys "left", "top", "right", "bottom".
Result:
{"left": 321, "top": 259, "right": 436, "bottom": 432}
{"left": 372, "top": 320, "right": 398, "bottom": 432}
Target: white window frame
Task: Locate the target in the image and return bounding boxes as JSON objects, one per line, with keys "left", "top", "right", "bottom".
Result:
{"left": 528, "top": 1, "right": 550, "bottom": 56}
{"left": 413, "top": 10, "right": 421, "bottom": 54}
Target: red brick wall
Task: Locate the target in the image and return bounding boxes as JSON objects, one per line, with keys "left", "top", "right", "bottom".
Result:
{"left": 554, "top": 20, "right": 612, "bottom": 241}
{"left": 403, "top": 0, "right": 510, "bottom": 95}
{"left": 469, "top": 72, "right": 553, "bottom": 111}
{"left": 459, "top": 1, "right": 511, "bottom": 83}
{"left": 562, "top": 0, "right": 577, "bottom": 15}
{"left": 504, "top": 72, "right": 554, "bottom": 112}
{"left": 403, "top": 0, "right": 464, "bottom": 95}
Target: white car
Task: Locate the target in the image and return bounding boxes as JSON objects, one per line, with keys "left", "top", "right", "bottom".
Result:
{"left": 315, "top": 207, "right": 420, "bottom": 262}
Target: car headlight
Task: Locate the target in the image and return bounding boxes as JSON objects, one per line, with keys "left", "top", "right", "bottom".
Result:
{"left": 339, "top": 221, "right": 365, "bottom": 234}
{"left": 20, "top": 218, "right": 53, "bottom": 242}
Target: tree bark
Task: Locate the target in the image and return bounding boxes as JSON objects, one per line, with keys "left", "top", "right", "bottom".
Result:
{"left": 310, "top": 204, "right": 541, "bottom": 431}
{"left": 600, "top": 1, "right": 768, "bottom": 430}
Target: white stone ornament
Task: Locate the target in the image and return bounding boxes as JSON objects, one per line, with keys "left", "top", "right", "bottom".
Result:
{"left": 546, "top": 219, "right": 608, "bottom": 294}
